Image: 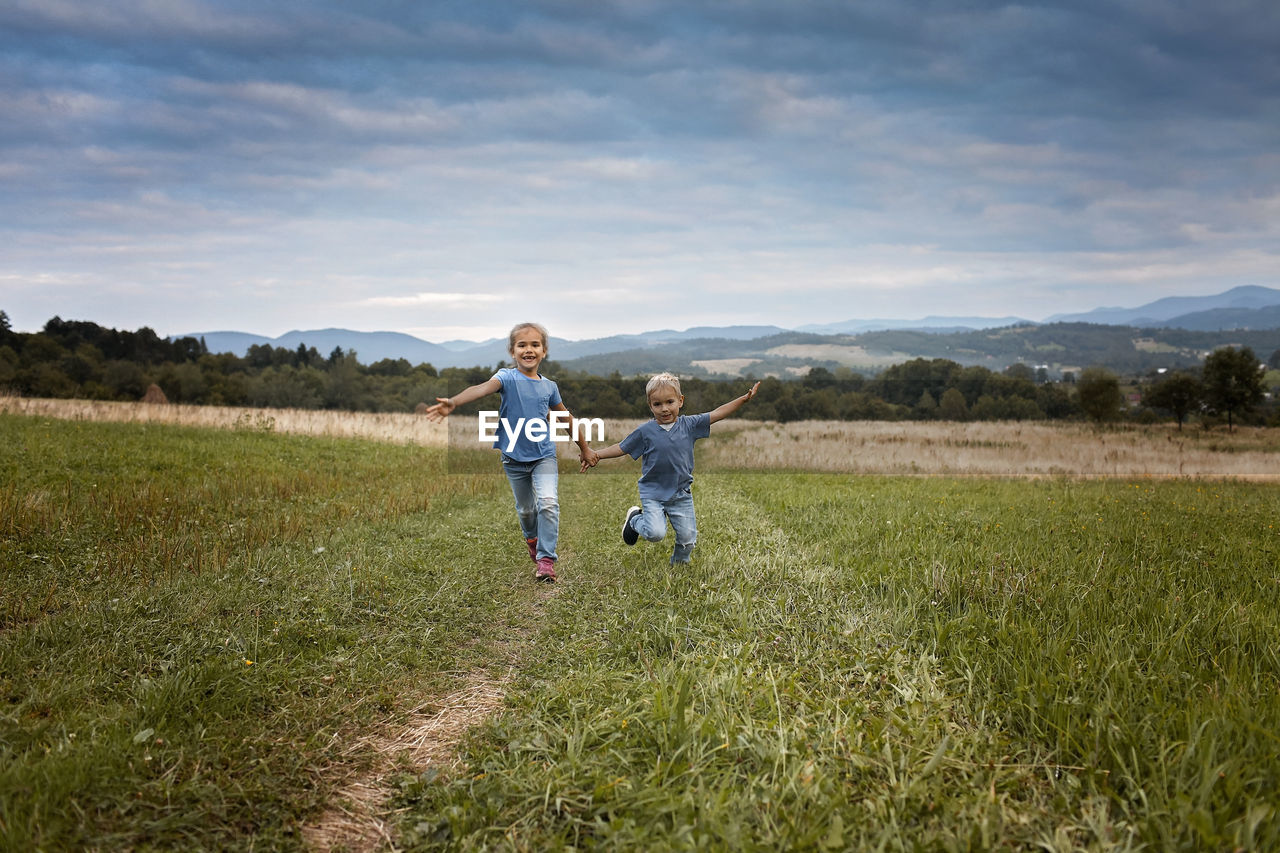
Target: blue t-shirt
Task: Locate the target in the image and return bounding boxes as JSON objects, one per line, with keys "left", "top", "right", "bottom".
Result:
{"left": 618, "top": 413, "right": 712, "bottom": 502}
{"left": 493, "top": 367, "right": 563, "bottom": 461}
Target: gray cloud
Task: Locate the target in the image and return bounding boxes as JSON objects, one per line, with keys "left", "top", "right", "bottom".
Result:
{"left": 1, "top": 1, "right": 1277, "bottom": 338}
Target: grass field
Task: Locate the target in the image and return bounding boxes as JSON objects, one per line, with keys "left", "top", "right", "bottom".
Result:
{"left": 6, "top": 394, "right": 1280, "bottom": 481}
{"left": 2, "top": 412, "right": 1279, "bottom": 850}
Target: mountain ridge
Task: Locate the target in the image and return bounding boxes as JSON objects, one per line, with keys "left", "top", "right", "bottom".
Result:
{"left": 180, "top": 285, "right": 1280, "bottom": 374}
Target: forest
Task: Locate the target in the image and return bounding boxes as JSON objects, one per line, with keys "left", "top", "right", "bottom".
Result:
{"left": 2, "top": 313, "right": 1277, "bottom": 426}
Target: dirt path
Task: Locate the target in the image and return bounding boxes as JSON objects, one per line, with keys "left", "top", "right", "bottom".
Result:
{"left": 301, "top": 575, "right": 561, "bottom": 851}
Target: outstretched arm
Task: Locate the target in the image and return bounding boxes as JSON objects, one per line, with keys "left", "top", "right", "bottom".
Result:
{"left": 708, "top": 381, "right": 761, "bottom": 424}
{"left": 423, "top": 376, "right": 502, "bottom": 422}
{"left": 550, "top": 402, "right": 601, "bottom": 470}
{"left": 580, "top": 442, "right": 628, "bottom": 472}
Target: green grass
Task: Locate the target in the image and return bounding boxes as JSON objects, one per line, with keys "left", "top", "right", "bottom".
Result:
{"left": 1, "top": 414, "right": 526, "bottom": 849}
{"left": 3, "top": 414, "right": 1279, "bottom": 850}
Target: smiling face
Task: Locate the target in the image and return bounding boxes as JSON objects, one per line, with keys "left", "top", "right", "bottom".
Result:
{"left": 509, "top": 326, "right": 547, "bottom": 375}
{"left": 647, "top": 384, "right": 684, "bottom": 424}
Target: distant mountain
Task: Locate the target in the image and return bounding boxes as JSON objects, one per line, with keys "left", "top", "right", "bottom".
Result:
{"left": 797, "top": 316, "right": 1032, "bottom": 334}
{"left": 193, "top": 328, "right": 455, "bottom": 365}
{"left": 191, "top": 331, "right": 274, "bottom": 352}
{"left": 437, "top": 338, "right": 502, "bottom": 352}
{"left": 186, "top": 325, "right": 789, "bottom": 368}
{"left": 181, "top": 287, "right": 1280, "bottom": 374}
{"left": 1153, "top": 304, "right": 1280, "bottom": 332}
{"left": 557, "top": 324, "right": 1280, "bottom": 378}
{"left": 1047, "top": 285, "right": 1280, "bottom": 326}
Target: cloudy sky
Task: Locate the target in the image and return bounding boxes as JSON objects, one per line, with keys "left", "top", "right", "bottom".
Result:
{"left": 2, "top": 1, "right": 1277, "bottom": 342}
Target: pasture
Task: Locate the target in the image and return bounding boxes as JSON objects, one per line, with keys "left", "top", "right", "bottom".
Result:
{"left": 2, "top": 407, "right": 1278, "bottom": 850}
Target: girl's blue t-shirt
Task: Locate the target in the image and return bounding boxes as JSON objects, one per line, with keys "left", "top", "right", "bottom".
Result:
{"left": 493, "top": 367, "right": 563, "bottom": 461}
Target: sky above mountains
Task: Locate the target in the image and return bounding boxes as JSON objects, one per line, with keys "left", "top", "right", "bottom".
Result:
{"left": 3, "top": 1, "right": 1278, "bottom": 342}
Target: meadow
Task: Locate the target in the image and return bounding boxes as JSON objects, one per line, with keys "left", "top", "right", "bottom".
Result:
{"left": 2, "top": 406, "right": 1278, "bottom": 850}
{"left": 6, "top": 394, "right": 1280, "bottom": 480}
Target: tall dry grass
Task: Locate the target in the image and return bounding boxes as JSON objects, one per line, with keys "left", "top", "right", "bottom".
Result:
{"left": 698, "top": 419, "right": 1280, "bottom": 480}
{"left": 5, "top": 396, "right": 1278, "bottom": 479}
{"left": 0, "top": 395, "right": 447, "bottom": 446}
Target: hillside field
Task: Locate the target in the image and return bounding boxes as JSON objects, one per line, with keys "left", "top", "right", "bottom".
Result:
{"left": 2, "top": 412, "right": 1278, "bottom": 850}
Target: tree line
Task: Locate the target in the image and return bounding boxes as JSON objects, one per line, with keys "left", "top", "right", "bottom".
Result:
{"left": 2, "top": 313, "right": 1276, "bottom": 426}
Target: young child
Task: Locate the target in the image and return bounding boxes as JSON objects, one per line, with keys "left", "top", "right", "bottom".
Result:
{"left": 425, "top": 322, "right": 598, "bottom": 582}
{"left": 583, "top": 373, "right": 758, "bottom": 565}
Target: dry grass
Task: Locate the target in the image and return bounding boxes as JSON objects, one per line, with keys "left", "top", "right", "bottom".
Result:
{"left": 302, "top": 673, "right": 510, "bottom": 853}
{"left": 6, "top": 396, "right": 1277, "bottom": 479}
{"left": 698, "top": 419, "right": 1280, "bottom": 480}
{"left": 299, "top": 596, "right": 558, "bottom": 852}
{"left": 690, "top": 358, "right": 761, "bottom": 376}
{"left": 0, "top": 395, "right": 447, "bottom": 447}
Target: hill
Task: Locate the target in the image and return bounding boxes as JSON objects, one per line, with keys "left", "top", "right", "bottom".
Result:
{"left": 1046, "top": 285, "right": 1280, "bottom": 325}
{"left": 556, "top": 323, "right": 1280, "bottom": 378}
{"left": 176, "top": 285, "right": 1280, "bottom": 377}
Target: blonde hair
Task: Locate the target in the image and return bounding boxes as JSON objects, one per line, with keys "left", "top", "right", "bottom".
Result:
{"left": 646, "top": 372, "right": 682, "bottom": 398}
{"left": 507, "top": 322, "right": 549, "bottom": 355}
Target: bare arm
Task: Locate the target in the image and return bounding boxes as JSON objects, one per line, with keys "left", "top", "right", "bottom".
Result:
{"left": 708, "top": 381, "right": 761, "bottom": 424}
{"left": 580, "top": 442, "right": 627, "bottom": 472}
{"left": 422, "top": 376, "right": 502, "bottom": 422}
{"left": 550, "top": 402, "right": 600, "bottom": 467}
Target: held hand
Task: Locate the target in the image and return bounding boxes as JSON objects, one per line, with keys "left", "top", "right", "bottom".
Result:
{"left": 579, "top": 447, "right": 600, "bottom": 473}
{"left": 423, "top": 396, "right": 454, "bottom": 423}
{"left": 744, "top": 381, "right": 760, "bottom": 401}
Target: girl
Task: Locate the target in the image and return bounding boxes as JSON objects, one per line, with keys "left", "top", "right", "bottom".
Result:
{"left": 425, "top": 322, "right": 597, "bottom": 582}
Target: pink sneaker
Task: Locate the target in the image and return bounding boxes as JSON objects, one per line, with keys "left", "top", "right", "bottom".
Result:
{"left": 526, "top": 538, "right": 538, "bottom": 561}
{"left": 535, "top": 557, "right": 557, "bottom": 583}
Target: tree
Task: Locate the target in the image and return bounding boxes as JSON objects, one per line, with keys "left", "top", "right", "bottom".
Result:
{"left": 1076, "top": 366, "right": 1123, "bottom": 424}
{"left": 938, "top": 387, "right": 968, "bottom": 420}
{"left": 1004, "top": 362, "right": 1034, "bottom": 382}
{"left": 1201, "top": 346, "right": 1264, "bottom": 431}
{"left": 1268, "top": 348, "right": 1280, "bottom": 369}
{"left": 1143, "top": 371, "right": 1203, "bottom": 430}
{"left": 914, "top": 390, "right": 938, "bottom": 419}
{"left": 1036, "top": 383, "right": 1078, "bottom": 419}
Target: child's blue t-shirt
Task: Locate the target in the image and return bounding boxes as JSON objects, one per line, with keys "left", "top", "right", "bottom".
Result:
{"left": 493, "top": 367, "right": 563, "bottom": 461}
{"left": 618, "top": 413, "right": 712, "bottom": 502}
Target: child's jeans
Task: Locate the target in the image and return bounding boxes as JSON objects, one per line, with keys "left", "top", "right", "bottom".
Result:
{"left": 633, "top": 490, "right": 697, "bottom": 564}
{"left": 502, "top": 456, "right": 559, "bottom": 561}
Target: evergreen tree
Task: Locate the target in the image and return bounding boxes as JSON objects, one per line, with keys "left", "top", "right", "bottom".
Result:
{"left": 938, "top": 387, "right": 968, "bottom": 421}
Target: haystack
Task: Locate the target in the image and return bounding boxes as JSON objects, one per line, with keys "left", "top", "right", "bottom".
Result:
{"left": 141, "top": 383, "right": 169, "bottom": 404}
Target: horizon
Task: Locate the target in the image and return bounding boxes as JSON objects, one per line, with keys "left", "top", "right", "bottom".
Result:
{"left": 9, "top": 283, "right": 1280, "bottom": 344}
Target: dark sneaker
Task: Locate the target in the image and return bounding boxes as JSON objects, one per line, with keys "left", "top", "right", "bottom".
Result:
{"left": 526, "top": 538, "right": 538, "bottom": 561}
{"left": 535, "top": 557, "right": 557, "bottom": 583}
{"left": 622, "top": 506, "right": 641, "bottom": 546}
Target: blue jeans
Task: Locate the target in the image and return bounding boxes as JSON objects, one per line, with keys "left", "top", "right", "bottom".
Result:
{"left": 633, "top": 491, "right": 697, "bottom": 564}
{"left": 502, "top": 456, "right": 559, "bottom": 561}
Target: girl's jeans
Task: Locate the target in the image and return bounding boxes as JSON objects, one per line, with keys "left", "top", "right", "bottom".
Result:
{"left": 633, "top": 490, "right": 697, "bottom": 564}
{"left": 502, "top": 456, "right": 559, "bottom": 561}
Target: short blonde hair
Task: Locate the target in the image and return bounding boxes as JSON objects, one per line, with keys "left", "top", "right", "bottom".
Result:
{"left": 646, "top": 372, "right": 682, "bottom": 398}
{"left": 507, "top": 322, "right": 549, "bottom": 354}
